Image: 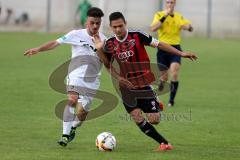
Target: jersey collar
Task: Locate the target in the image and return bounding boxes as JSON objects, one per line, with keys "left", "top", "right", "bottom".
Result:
{"left": 115, "top": 29, "right": 128, "bottom": 42}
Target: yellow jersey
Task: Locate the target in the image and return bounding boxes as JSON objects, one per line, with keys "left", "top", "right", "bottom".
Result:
{"left": 151, "top": 11, "right": 191, "bottom": 45}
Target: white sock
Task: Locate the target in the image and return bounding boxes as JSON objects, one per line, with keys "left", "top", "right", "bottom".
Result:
{"left": 62, "top": 105, "right": 75, "bottom": 135}
{"left": 63, "top": 121, "right": 72, "bottom": 135}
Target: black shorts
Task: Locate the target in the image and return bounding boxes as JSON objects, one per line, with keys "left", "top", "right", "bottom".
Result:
{"left": 157, "top": 45, "right": 182, "bottom": 71}
{"left": 120, "top": 86, "right": 162, "bottom": 113}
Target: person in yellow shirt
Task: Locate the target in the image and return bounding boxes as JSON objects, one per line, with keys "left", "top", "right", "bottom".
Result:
{"left": 150, "top": 0, "right": 193, "bottom": 107}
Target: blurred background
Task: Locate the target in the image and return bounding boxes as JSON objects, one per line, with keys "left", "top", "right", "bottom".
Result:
{"left": 1, "top": 0, "right": 240, "bottom": 38}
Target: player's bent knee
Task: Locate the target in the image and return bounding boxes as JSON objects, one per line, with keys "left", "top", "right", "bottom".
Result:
{"left": 131, "top": 114, "right": 144, "bottom": 124}
{"left": 147, "top": 112, "right": 160, "bottom": 124}
{"left": 129, "top": 109, "right": 144, "bottom": 123}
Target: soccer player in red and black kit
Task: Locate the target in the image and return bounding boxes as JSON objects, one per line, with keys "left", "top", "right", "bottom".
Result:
{"left": 93, "top": 12, "right": 197, "bottom": 151}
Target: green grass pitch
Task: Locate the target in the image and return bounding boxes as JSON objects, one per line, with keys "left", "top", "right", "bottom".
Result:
{"left": 0, "top": 32, "right": 240, "bottom": 160}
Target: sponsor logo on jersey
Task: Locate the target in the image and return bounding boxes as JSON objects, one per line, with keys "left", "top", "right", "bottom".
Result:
{"left": 118, "top": 50, "right": 134, "bottom": 62}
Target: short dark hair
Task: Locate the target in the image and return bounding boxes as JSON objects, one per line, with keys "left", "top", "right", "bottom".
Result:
{"left": 87, "top": 7, "right": 104, "bottom": 17}
{"left": 109, "top": 12, "right": 126, "bottom": 24}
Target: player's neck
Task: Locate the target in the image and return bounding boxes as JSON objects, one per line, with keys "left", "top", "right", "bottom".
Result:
{"left": 116, "top": 30, "right": 128, "bottom": 42}
{"left": 86, "top": 28, "right": 94, "bottom": 37}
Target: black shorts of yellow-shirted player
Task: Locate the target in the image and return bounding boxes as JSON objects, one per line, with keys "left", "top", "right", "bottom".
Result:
{"left": 150, "top": 0, "right": 194, "bottom": 107}
{"left": 24, "top": 7, "right": 105, "bottom": 147}
{"left": 93, "top": 11, "right": 197, "bottom": 151}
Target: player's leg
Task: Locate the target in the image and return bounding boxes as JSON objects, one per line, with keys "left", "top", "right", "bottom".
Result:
{"left": 168, "top": 45, "right": 182, "bottom": 107}
{"left": 68, "top": 96, "right": 92, "bottom": 142}
{"left": 130, "top": 108, "right": 169, "bottom": 147}
{"left": 144, "top": 110, "right": 173, "bottom": 151}
{"left": 137, "top": 88, "right": 173, "bottom": 151}
{"left": 146, "top": 112, "right": 160, "bottom": 125}
{"left": 157, "top": 48, "right": 170, "bottom": 92}
{"left": 58, "top": 91, "right": 78, "bottom": 147}
{"left": 68, "top": 101, "right": 88, "bottom": 142}
{"left": 159, "top": 70, "right": 168, "bottom": 92}
{"left": 169, "top": 62, "right": 180, "bottom": 107}
{"left": 72, "top": 102, "right": 88, "bottom": 128}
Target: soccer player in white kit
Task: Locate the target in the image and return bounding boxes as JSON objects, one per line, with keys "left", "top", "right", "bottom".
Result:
{"left": 24, "top": 7, "right": 106, "bottom": 147}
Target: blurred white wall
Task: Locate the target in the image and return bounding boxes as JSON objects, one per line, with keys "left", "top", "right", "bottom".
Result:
{"left": 0, "top": 0, "right": 240, "bottom": 38}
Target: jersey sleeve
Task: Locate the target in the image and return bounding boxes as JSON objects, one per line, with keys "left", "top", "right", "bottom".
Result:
{"left": 56, "top": 30, "right": 76, "bottom": 44}
{"left": 180, "top": 15, "right": 191, "bottom": 26}
{"left": 137, "top": 31, "right": 159, "bottom": 48}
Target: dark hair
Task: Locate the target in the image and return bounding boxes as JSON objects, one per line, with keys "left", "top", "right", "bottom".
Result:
{"left": 87, "top": 7, "right": 104, "bottom": 17}
{"left": 109, "top": 12, "right": 126, "bottom": 24}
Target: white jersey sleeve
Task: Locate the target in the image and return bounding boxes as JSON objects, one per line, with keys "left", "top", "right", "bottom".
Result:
{"left": 56, "top": 30, "right": 80, "bottom": 45}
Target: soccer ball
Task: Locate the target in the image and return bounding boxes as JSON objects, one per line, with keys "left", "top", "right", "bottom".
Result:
{"left": 96, "top": 132, "right": 116, "bottom": 151}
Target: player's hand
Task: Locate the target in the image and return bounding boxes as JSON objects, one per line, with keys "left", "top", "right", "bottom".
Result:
{"left": 188, "top": 25, "right": 194, "bottom": 32}
{"left": 181, "top": 52, "right": 198, "bottom": 61}
{"left": 164, "top": 7, "right": 171, "bottom": 16}
{"left": 118, "top": 77, "right": 135, "bottom": 89}
{"left": 24, "top": 48, "right": 40, "bottom": 56}
{"left": 93, "top": 33, "right": 104, "bottom": 50}
{"left": 181, "top": 24, "right": 194, "bottom": 32}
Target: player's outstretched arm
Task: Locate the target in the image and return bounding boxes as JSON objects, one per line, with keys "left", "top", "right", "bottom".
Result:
{"left": 158, "top": 42, "right": 197, "bottom": 61}
{"left": 24, "top": 40, "right": 60, "bottom": 56}
{"left": 181, "top": 24, "right": 194, "bottom": 32}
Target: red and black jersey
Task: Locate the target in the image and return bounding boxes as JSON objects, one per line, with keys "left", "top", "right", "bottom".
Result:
{"left": 104, "top": 29, "right": 156, "bottom": 88}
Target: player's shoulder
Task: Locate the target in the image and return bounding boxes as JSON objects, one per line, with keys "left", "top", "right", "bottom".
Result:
{"left": 154, "top": 11, "right": 165, "bottom": 17}
{"left": 65, "top": 29, "right": 84, "bottom": 36}
{"left": 106, "top": 35, "right": 115, "bottom": 42}
{"left": 174, "top": 12, "right": 184, "bottom": 17}
{"left": 128, "top": 29, "right": 150, "bottom": 37}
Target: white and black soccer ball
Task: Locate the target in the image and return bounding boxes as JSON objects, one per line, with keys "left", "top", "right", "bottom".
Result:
{"left": 96, "top": 132, "right": 116, "bottom": 151}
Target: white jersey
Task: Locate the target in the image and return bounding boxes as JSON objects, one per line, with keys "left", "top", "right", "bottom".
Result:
{"left": 56, "top": 29, "right": 106, "bottom": 90}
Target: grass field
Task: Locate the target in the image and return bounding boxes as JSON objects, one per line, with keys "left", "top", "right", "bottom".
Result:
{"left": 0, "top": 32, "right": 240, "bottom": 160}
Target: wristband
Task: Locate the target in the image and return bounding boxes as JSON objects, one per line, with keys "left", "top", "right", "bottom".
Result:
{"left": 160, "top": 15, "right": 167, "bottom": 23}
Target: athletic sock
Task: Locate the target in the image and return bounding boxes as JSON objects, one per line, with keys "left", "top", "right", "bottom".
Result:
{"left": 62, "top": 105, "right": 75, "bottom": 135}
{"left": 137, "top": 119, "right": 168, "bottom": 144}
{"left": 63, "top": 122, "right": 72, "bottom": 136}
{"left": 169, "top": 81, "right": 179, "bottom": 103}
{"left": 62, "top": 134, "right": 69, "bottom": 139}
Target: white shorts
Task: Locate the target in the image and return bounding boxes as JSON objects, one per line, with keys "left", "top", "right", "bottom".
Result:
{"left": 66, "top": 77, "right": 100, "bottom": 112}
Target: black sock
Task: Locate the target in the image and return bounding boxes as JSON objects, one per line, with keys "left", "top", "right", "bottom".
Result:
{"left": 170, "top": 81, "right": 179, "bottom": 103}
{"left": 137, "top": 120, "right": 168, "bottom": 144}
{"left": 62, "top": 134, "right": 69, "bottom": 139}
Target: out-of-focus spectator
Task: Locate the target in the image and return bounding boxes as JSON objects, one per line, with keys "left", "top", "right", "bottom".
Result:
{"left": 75, "top": 0, "right": 92, "bottom": 27}
{"left": 4, "top": 8, "right": 13, "bottom": 24}
{"left": 0, "top": 2, "right": 2, "bottom": 16}
{"left": 15, "top": 10, "right": 30, "bottom": 25}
